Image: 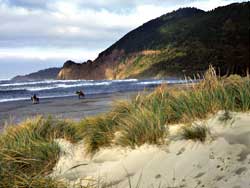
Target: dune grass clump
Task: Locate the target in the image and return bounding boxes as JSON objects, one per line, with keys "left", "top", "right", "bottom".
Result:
{"left": 0, "top": 116, "right": 79, "bottom": 187}
{"left": 115, "top": 87, "right": 169, "bottom": 147}
{"left": 116, "top": 106, "right": 168, "bottom": 147}
{"left": 78, "top": 113, "right": 120, "bottom": 154}
{"left": 219, "top": 110, "right": 233, "bottom": 122}
{"left": 0, "top": 174, "right": 66, "bottom": 188}
{"left": 180, "top": 124, "right": 210, "bottom": 142}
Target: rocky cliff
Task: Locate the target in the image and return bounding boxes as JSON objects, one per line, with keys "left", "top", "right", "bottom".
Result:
{"left": 57, "top": 2, "right": 250, "bottom": 80}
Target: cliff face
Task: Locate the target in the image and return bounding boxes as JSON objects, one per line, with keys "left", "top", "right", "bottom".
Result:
{"left": 57, "top": 60, "right": 94, "bottom": 80}
{"left": 57, "top": 2, "right": 250, "bottom": 80}
{"left": 57, "top": 50, "right": 125, "bottom": 80}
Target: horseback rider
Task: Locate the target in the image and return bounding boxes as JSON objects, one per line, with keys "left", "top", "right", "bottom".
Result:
{"left": 76, "top": 90, "right": 85, "bottom": 99}
{"left": 31, "top": 94, "right": 39, "bottom": 104}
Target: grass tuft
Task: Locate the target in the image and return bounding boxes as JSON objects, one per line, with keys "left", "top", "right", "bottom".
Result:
{"left": 0, "top": 116, "right": 78, "bottom": 187}
{"left": 180, "top": 124, "right": 210, "bottom": 142}
{"left": 78, "top": 114, "right": 117, "bottom": 154}
{"left": 219, "top": 111, "right": 233, "bottom": 122}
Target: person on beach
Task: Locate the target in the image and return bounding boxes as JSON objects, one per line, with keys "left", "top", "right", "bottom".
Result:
{"left": 76, "top": 90, "right": 85, "bottom": 99}
{"left": 31, "top": 94, "right": 39, "bottom": 104}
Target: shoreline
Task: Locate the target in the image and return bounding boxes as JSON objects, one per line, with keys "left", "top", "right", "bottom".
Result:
{"left": 0, "top": 91, "right": 140, "bottom": 129}
{"left": 0, "top": 83, "right": 193, "bottom": 129}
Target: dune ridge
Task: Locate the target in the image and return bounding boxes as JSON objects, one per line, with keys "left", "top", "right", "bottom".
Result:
{"left": 51, "top": 111, "right": 250, "bottom": 188}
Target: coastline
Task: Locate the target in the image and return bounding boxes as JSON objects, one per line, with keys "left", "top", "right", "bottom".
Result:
{"left": 0, "top": 91, "right": 139, "bottom": 129}
{"left": 0, "top": 82, "right": 192, "bottom": 130}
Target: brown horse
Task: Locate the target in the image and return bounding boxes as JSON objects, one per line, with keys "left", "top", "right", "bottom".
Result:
{"left": 76, "top": 90, "right": 85, "bottom": 99}
{"left": 31, "top": 94, "right": 39, "bottom": 104}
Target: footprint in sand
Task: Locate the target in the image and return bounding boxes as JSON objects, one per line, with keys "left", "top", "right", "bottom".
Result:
{"left": 176, "top": 147, "right": 185, "bottom": 155}
{"left": 155, "top": 174, "right": 161, "bottom": 179}
{"left": 235, "top": 167, "right": 247, "bottom": 175}
{"left": 194, "top": 172, "right": 205, "bottom": 178}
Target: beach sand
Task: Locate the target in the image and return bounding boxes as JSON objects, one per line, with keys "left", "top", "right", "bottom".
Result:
{"left": 0, "top": 83, "right": 192, "bottom": 130}
{"left": 0, "top": 91, "right": 138, "bottom": 130}
{"left": 51, "top": 111, "right": 250, "bottom": 188}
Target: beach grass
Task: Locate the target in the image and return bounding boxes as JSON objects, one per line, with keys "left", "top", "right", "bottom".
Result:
{"left": 69, "top": 66, "right": 250, "bottom": 153}
{"left": 180, "top": 124, "right": 210, "bottom": 142}
{"left": 0, "top": 116, "right": 77, "bottom": 188}
{"left": 1, "top": 66, "right": 250, "bottom": 187}
{"left": 78, "top": 114, "right": 117, "bottom": 154}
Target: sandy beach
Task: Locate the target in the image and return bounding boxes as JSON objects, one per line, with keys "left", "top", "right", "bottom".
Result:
{"left": 0, "top": 91, "right": 138, "bottom": 129}
{"left": 51, "top": 111, "right": 250, "bottom": 188}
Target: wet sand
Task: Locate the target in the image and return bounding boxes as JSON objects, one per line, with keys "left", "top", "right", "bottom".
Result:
{"left": 0, "top": 83, "right": 193, "bottom": 130}
{"left": 0, "top": 91, "right": 139, "bottom": 129}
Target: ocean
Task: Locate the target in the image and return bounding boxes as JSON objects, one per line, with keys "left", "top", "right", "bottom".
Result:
{"left": 0, "top": 78, "right": 188, "bottom": 103}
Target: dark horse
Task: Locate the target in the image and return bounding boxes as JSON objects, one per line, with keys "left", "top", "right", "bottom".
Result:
{"left": 31, "top": 94, "right": 39, "bottom": 104}
{"left": 76, "top": 90, "right": 85, "bottom": 99}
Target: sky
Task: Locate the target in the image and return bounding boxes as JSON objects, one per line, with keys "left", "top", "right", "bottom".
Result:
{"left": 0, "top": 0, "right": 246, "bottom": 79}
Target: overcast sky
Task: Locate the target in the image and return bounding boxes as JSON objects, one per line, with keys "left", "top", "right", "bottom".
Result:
{"left": 0, "top": 0, "right": 246, "bottom": 79}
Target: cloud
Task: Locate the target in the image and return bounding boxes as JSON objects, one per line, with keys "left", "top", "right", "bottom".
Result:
{"left": 0, "top": 0, "right": 244, "bottom": 50}
{"left": 0, "top": 0, "right": 179, "bottom": 55}
{"left": 2, "top": 0, "right": 48, "bottom": 9}
{"left": 0, "top": 47, "right": 99, "bottom": 61}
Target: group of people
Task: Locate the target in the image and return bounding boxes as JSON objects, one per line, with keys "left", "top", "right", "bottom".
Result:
{"left": 31, "top": 90, "right": 85, "bottom": 104}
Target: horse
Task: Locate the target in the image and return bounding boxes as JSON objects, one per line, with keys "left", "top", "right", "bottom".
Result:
{"left": 31, "top": 94, "right": 39, "bottom": 104}
{"left": 76, "top": 90, "right": 85, "bottom": 99}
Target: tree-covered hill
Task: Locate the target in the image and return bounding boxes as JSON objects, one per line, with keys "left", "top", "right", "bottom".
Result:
{"left": 58, "top": 2, "right": 250, "bottom": 80}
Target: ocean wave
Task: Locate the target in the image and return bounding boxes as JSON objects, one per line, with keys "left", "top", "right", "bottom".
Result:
{"left": 0, "top": 79, "right": 138, "bottom": 88}
{"left": 27, "top": 87, "right": 58, "bottom": 91}
{"left": 0, "top": 78, "right": 11, "bottom": 81}
{"left": 0, "top": 80, "right": 113, "bottom": 88}
{"left": 136, "top": 80, "right": 188, "bottom": 85}
{"left": 136, "top": 80, "right": 166, "bottom": 85}
{"left": 0, "top": 81, "right": 112, "bottom": 92}
{"left": 0, "top": 97, "right": 29, "bottom": 103}
{"left": 111, "top": 79, "right": 138, "bottom": 83}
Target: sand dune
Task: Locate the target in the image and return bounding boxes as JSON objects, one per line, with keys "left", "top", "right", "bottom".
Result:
{"left": 51, "top": 111, "right": 250, "bottom": 187}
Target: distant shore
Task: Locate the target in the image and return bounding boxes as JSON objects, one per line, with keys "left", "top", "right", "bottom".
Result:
{"left": 0, "top": 91, "right": 139, "bottom": 130}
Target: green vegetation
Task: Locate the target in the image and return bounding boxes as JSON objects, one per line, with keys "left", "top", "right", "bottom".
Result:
{"left": 78, "top": 114, "right": 117, "bottom": 154}
{"left": 0, "top": 117, "right": 78, "bottom": 188}
{"left": 57, "top": 2, "right": 249, "bottom": 80}
{"left": 1, "top": 66, "right": 250, "bottom": 187}
{"left": 180, "top": 124, "right": 210, "bottom": 142}
{"left": 219, "top": 110, "right": 233, "bottom": 122}
{"left": 98, "top": 2, "right": 249, "bottom": 78}
{"left": 115, "top": 48, "right": 187, "bottom": 79}
{"left": 77, "top": 66, "right": 247, "bottom": 148}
